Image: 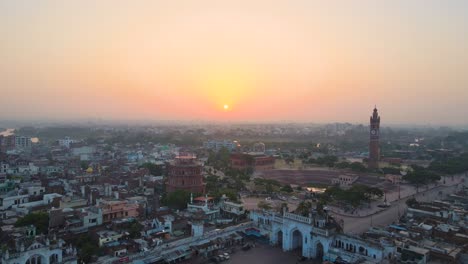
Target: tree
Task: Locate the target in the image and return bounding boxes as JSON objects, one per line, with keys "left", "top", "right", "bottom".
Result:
{"left": 15, "top": 212, "right": 49, "bottom": 234}
{"left": 280, "top": 185, "right": 293, "bottom": 193}
{"left": 323, "top": 185, "right": 383, "bottom": 209}
{"left": 140, "top": 162, "right": 163, "bottom": 176}
{"left": 265, "top": 183, "right": 274, "bottom": 194}
{"left": 349, "top": 162, "right": 367, "bottom": 172}
{"left": 80, "top": 161, "right": 89, "bottom": 170}
{"left": 207, "top": 147, "right": 231, "bottom": 170}
{"left": 406, "top": 197, "right": 419, "bottom": 207}
{"left": 129, "top": 222, "right": 143, "bottom": 238}
{"left": 209, "top": 188, "right": 239, "bottom": 202}
{"left": 335, "top": 161, "right": 350, "bottom": 169}
{"left": 403, "top": 165, "right": 440, "bottom": 191}
{"left": 162, "top": 190, "right": 192, "bottom": 209}
{"left": 76, "top": 234, "right": 98, "bottom": 264}
{"left": 295, "top": 201, "right": 313, "bottom": 216}
{"left": 257, "top": 201, "right": 272, "bottom": 211}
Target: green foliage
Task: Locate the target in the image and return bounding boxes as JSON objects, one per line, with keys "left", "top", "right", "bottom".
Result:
{"left": 348, "top": 162, "right": 368, "bottom": 172}
{"left": 406, "top": 197, "right": 419, "bottom": 207}
{"left": 335, "top": 161, "right": 350, "bottom": 169}
{"left": 308, "top": 155, "right": 338, "bottom": 167}
{"left": 129, "top": 221, "right": 143, "bottom": 238}
{"left": 296, "top": 201, "right": 313, "bottom": 216}
{"left": 334, "top": 161, "right": 368, "bottom": 172}
{"left": 257, "top": 201, "right": 272, "bottom": 210}
{"left": 15, "top": 212, "right": 49, "bottom": 234}
{"left": 207, "top": 147, "right": 231, "bottom": 170}
{"left": 254, "top": 178, "right": 281, "bottom": 194}
{"left": 80, "top": 161, "right": 89, "bottom": 170}
{"left": 139, "top": 162, "right": 164, "bottom": 176}
{"left": 254, "top": 178, "right": 281, "bottom": 187}
{"left": 205, "top": 175, "right": 220, "bottom": 193}
{"left": 280, "top": 185, "right": 293, "bottom": 193}
{"left": 403, "top": 165, "right": 441, "bottom": 187}
{"left": 225, "top": 168, "right": 251, "bottom": 182}
{"left": 209, "top": 188, "right": 239, "bottom": 202}
{"left": 75, "top": 234, "right": 99, "bottom": 264}
{"left": 323, "top": 185, "right": 383, "bottom": 208}
{"left": 162, "top": 190, "right": 192, "bottom": 209}
{"left": 429, "top": 153, "right": 468, "bottom": 175}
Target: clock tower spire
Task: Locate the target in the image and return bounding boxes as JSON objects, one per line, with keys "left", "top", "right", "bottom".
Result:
{"left": 368, "top": 106, "right": 380, "bottom": 169}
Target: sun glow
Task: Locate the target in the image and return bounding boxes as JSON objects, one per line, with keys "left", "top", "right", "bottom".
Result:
{"left": 223, "top": 104, "right": 229, "bottom": 110}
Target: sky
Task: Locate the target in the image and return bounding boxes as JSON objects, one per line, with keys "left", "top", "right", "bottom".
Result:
{"left": 1, "top": 0, "right": 467, "bottom": 125}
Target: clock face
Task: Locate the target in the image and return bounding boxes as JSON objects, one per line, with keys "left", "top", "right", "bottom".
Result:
{"left": 371, "top": 129, "right": 377, "bottom": 135}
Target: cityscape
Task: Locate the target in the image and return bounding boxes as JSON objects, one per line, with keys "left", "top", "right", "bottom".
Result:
{"left": 1, "top": 1, "right": 468, "bottom": 264}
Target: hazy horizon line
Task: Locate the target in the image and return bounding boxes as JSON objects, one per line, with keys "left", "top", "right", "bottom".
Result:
{"left": 1, "top": 118, "right": 467, "bottom": 129}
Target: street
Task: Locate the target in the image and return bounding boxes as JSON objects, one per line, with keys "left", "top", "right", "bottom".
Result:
{"left": 332, "top": 174, "right": 467, "bottom": 234}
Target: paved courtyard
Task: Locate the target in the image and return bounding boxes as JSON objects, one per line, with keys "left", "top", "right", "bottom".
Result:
{"left": 227, "top": 244, "right": 320, "bottom": 264}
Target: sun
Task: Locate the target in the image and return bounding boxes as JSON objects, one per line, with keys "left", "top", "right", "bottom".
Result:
{"left": 223, "top": 104, "right": 229, "bottom": 110}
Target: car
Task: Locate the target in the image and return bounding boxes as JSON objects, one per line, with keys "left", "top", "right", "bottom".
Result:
{"left": 291, "top": 196, "right": 298, "bottom": 200}
{"left": 242, "top": 244, "right": 252, "bottom": 251}
{"left": 297, "top": 256, "right": 307, "bottom": 262}
{"left": 223, "top": 253, "right": 230, "bottom": 260}
{"left": 265, "top": 197, "right": 271, "bottom": 201}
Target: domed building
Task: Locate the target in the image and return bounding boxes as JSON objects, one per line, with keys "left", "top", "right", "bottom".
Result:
{"left": 253, "top": 142, "right": 266, "bottom": 154}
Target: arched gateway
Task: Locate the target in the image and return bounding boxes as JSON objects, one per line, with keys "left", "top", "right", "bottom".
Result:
{"left": 251, "top": 209, "right": 392, "bottom": 263}
{"left": 270, "top": 210, "right": 333, "bottom": 259}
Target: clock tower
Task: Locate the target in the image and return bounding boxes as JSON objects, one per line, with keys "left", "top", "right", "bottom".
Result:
{"left": 368, "top": 106, "right": 380, "bottom": 169}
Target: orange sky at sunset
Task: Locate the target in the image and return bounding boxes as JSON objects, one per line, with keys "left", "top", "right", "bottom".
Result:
{"left": 1, "top": 1, "right": 467, "bottom": 125}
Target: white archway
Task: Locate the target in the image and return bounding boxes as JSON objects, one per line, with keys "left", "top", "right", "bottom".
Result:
{"left": 25, "top": 254, "right": 46, "bottom": 264}
{"left": 315, "top": 242, "right": 324, "bottom": 261}
{"left": 290, "top": 229, "right": 303, "bottom": 251}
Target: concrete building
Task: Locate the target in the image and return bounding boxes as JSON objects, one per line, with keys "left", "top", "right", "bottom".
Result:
{"left": 99, "top": 200, "right": 139, "bottom": 223}
{"left": 1, "top": 226, "right": 77, "bottom": 264}
{"left": 15, "top": 136, "right": 32, "bottom": 149}
{"left": 58, "top": 137, "right": 79, "bottom": 148}
{"left": 203, "top": 140, "right": 239, "bottom": 152}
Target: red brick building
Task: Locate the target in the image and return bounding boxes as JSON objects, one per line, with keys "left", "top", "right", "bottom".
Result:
{"left": 166, "top": 155, "right": 205, "bottom": 194}
{"left": 230, "top": 153, "right": 275, "bottom": 171}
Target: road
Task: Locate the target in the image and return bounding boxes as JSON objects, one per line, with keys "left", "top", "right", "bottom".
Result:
{"left": 332, "top": 174, "right": 467, "bottom": 234}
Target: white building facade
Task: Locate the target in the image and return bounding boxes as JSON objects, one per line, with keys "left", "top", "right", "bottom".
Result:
{"left": 250, "top": 210, "right": 396, "bottom": 263}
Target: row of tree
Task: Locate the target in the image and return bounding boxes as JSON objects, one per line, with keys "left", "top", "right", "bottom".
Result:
{"left": 321, "top": 185, "right": 384, "bottom": 208}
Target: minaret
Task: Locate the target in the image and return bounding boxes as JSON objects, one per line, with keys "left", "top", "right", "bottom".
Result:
{"left": 368, "top": 106, "right": 380, "bottom": 169}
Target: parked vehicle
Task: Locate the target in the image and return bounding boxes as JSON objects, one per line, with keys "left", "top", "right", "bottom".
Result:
{"left": 242, "top": 243, "right": 252, "bottom": 251}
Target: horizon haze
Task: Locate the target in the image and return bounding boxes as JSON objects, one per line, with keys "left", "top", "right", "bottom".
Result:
{"left": 1, "top": 1, "right": 468, "bottom": 125}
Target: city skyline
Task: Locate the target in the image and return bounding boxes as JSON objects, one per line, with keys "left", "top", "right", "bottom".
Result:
{"left": 1, "top": 1, "right": 468, "bottom": 125}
